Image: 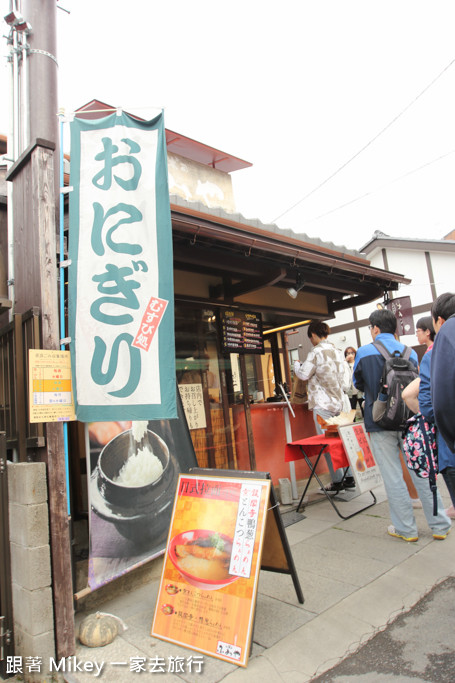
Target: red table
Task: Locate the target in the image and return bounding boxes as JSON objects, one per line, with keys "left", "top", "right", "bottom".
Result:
{"left": 286, "top": 435, "right": 376, "bottom": 519}
{"left": 285, "top": 434, "right": 348, "bottom": 469}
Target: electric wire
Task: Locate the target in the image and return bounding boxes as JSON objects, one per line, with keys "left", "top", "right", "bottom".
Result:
{"left": 272, "top": 56, "right": 455, "bottom": 223}
{"left": 300, "top": 149, "right": 455, "bottom": 225}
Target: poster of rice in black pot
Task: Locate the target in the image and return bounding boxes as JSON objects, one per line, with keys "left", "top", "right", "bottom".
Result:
{"left": 87, "top": 390, "right": 198, "bottom": 589}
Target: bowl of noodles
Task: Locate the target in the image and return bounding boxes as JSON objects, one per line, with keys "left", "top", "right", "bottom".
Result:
{"left": 168, "top": 529, "right": 238, "bottom": 590}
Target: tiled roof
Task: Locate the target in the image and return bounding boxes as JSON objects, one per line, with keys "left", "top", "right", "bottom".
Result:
{"left": 169, "top": 194, "right": 363, "bottom": 261}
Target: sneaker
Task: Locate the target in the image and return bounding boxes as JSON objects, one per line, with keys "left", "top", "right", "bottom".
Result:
{"left": 433, "top": 528, "right": 451, "bottom": 541}
{"left": 445, "top": 505, "right": 455, "bottom": 519}
{"left": 344, "top": 477, "right": 356, "bottom": 489}
{"left": 387, "top": 525, "right": 418, "bottom": 542}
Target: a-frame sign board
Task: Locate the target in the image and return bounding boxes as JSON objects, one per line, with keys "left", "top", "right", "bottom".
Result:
{"left": 152, "top": 468, "right": 304, "bottom": 668}
{"left": 191, "top": 468, "right": 304, "bottom": 604}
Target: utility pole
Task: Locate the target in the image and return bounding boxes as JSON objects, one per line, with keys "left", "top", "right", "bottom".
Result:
{"left": 23, "top": 0, "right": 59, "bottom": 201}
{"left": 5, "top": 0, "right": 75, "bottom": 657}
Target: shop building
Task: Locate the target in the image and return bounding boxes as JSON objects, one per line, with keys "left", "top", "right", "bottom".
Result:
{"left": 318, "top": 230, "right": 455, "bottom": 360}
{"left": 0, "top": 101, "right": 410, "bottom": 663}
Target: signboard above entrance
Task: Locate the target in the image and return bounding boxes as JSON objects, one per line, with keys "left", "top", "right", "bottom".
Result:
{"left": 218, "top": 310, "right": 264, "bottom": 355}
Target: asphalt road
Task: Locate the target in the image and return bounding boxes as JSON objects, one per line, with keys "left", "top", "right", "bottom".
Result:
{"left": 312, "top": 577, "right": 455, "bottom": 682}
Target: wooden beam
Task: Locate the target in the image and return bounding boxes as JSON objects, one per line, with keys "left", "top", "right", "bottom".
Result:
{"left": 13, "top": 314, "right": 27, "bottom": 462}
{"left": 329, "top": 292, "right": 387, "bottom": 313}
{"left": 32, "top": 144, "right": 75, "bottom": 657}
{"left": 211, "top": 268, "right": 287, "bottom": 300}
{"left": 173, "top": 242, "right": 396, "bottom": 301}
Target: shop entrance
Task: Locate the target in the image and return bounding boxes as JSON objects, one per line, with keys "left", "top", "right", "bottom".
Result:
{"left": 175, "top": 304, "right": 291, "bottom": 475}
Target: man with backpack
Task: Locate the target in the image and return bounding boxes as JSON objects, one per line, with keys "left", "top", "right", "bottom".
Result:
{"left": 353, "top": 308, "right": 451, "bottom": 542}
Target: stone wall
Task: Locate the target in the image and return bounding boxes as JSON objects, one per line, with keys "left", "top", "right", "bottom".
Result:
{"left": 8, "top": 462, "right": 56, "bottom": 669}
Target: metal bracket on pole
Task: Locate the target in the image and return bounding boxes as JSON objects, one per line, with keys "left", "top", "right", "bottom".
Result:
{"left": 28, "top": 48, "right": 58, "bottom": 65}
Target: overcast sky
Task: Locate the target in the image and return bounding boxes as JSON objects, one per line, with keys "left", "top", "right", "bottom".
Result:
{"left": 1, "top": 0, "right": 455, "bottom": 251}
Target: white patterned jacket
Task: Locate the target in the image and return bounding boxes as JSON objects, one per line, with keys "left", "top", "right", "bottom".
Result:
{"left": 294, "top": 340, "right": 345, "bottom": 414}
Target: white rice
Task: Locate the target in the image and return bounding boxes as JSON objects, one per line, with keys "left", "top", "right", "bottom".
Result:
{"left": 131, "top": 420, "right": 148, "bottom": 443}
{"left": 115, "top": 445, "right": 164, "bottom": 487}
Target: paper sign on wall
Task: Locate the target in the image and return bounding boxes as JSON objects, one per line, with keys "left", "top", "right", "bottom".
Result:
{"left": 29, "top": 349, "right": 76, "bottom": 423}
{"left": 178, "top": 383, "right": 206, "bottom": 430}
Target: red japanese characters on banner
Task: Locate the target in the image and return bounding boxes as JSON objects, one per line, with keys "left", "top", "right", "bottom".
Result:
{"left": 132, "top": 296, "right": 168, "bottom": 352}
{"left": 229, "top": 484, "right": 261, "bottom": 578}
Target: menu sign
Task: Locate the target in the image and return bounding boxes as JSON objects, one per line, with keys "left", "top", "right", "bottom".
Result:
{"left": 338, "top": 423, "right": 383, "bottom": 493}
{"left": 219, "top": 310, "right": 264, "bottom": 354}
{"left": 151, "top": 473, "right": 271, "bottom": 667}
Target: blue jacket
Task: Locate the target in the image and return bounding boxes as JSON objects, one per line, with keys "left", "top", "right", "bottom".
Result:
{"left": 418, "top": 351, "right": 433, "bottom": 421}
{"left": 419, "top": 347, "right": 455, "bottom": 471}
{"left": 431, "top": 316, "right": 455, "bottom": 454}
{"left": 353, "top": 332, "right": 419, "bottom": 432}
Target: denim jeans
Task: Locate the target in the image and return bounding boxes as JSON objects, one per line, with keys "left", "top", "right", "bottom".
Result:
{"left": 369, "top": 430, "right": 451, "bottom": 537}
{"left": 313, "top": 408, "right": 351, "bottom": 483}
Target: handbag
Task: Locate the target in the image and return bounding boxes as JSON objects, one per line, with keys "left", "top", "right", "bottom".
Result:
{"left": 402, "top": 413, "right": 438, "bottom": 515}
{"left": 342, "top": 392, "right": 351, "bottom": 414}
{"left": 291, "top": 376, "right": 307, "bottom": 404}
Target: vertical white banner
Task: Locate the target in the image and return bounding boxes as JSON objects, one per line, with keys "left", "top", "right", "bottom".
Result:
{"left": 68, "top": 111, "right": 176, "bottom": 421}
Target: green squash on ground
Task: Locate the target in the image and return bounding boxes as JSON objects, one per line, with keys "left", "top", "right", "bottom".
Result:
{"left": 78, "top": 611, "right": 119, "bottom": 647}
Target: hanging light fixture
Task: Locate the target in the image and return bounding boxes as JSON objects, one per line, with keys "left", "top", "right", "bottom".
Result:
{"left": 286, "top": 273, "right": 305, "bottom": 299}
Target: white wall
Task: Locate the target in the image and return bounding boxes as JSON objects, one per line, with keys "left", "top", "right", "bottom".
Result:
{"left": 329, "top": 240, "right": 455, "bottom": 349}
{"left": 168, "top": 152, "right": 235, "bottom": 211}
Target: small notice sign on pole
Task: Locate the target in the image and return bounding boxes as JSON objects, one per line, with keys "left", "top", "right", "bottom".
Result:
{"left": 151, "top": 473, "right": 271, "bottom": 667}
{"left": 29, "top": 349, "right": 76, "bottom": 423}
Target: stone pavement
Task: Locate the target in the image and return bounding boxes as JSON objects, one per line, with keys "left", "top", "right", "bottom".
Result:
{"left": 5, "top": 482, "right": 453, "bottom": 682}
{"left": 311, "top": 575, "right": 455, "bottom": 681}
{"left": 61, "top": 480, "right": 455, "bottom": 683}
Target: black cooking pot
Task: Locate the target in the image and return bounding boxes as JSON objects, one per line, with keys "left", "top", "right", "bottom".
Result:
{"left": 90, "top": 429, "right": 179, "bottom": 547}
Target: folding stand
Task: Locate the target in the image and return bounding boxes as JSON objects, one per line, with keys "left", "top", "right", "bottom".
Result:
{"left": 285, "top": 436, "right": 377, "bottom": 520}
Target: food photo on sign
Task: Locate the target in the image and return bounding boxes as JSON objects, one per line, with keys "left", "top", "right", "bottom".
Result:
{"left": 151, "top": 474, "right": 271, "bottom": 668}
{"left": 86, "top": 390, "right": 198, "bottom": 589}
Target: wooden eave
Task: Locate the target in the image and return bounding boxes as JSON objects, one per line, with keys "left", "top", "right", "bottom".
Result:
{"left": 170, "top": 203, "right": 410, "bottom": 316}
{"left": 361, "top": 235, "right": 455, "bottom": 256}
{"left": 74, "top": 100, "right": 251, "bottom": 172}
